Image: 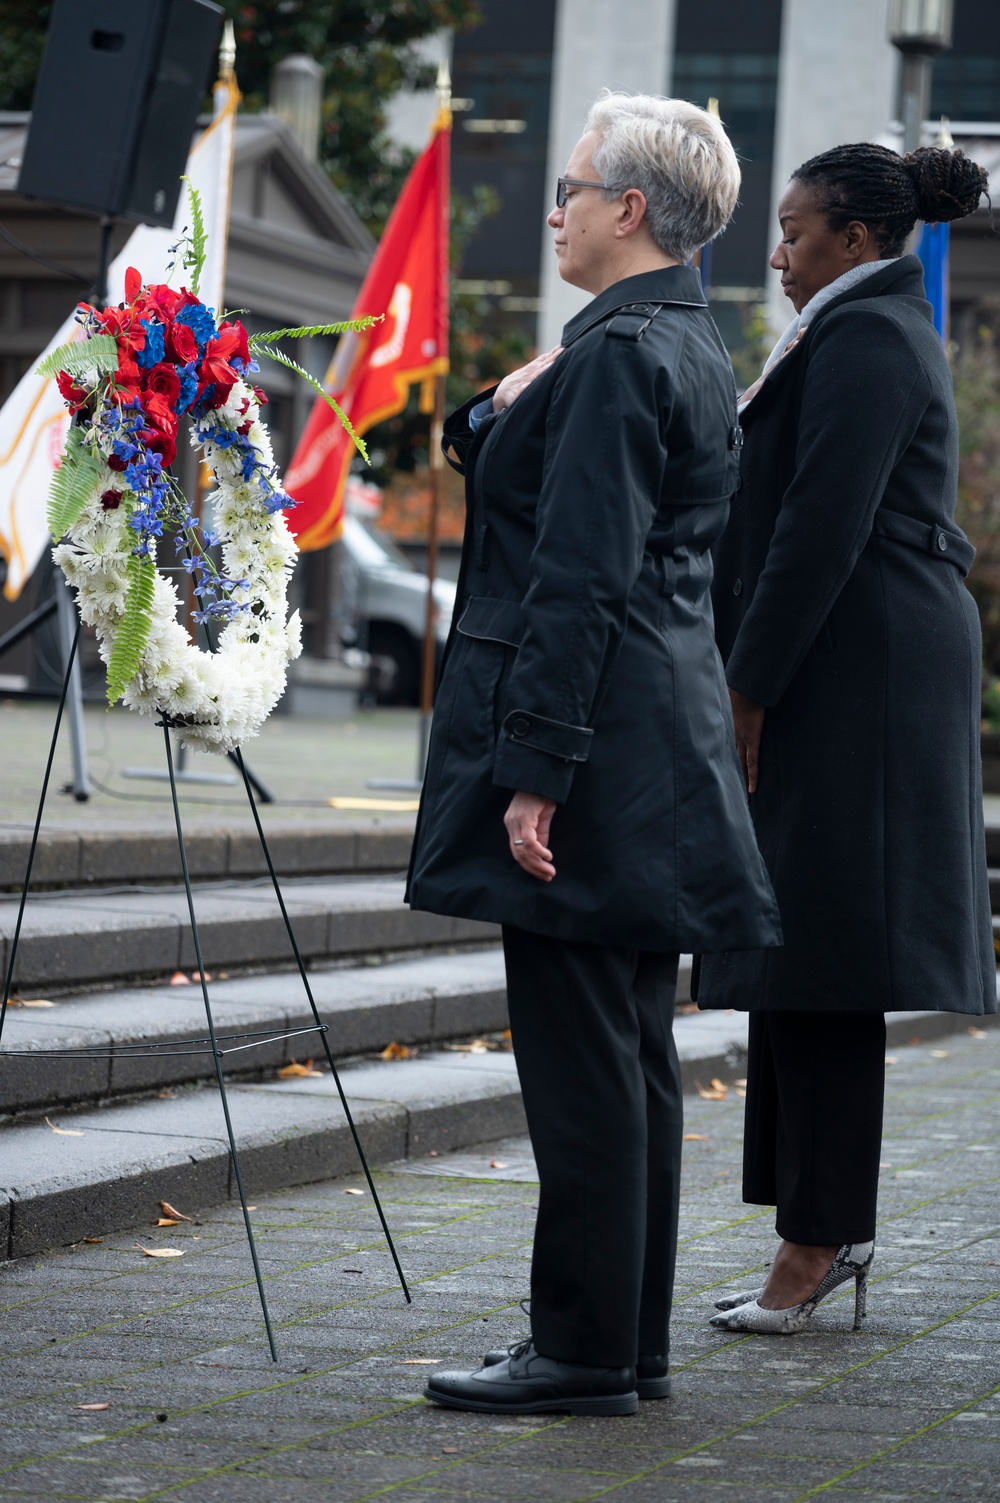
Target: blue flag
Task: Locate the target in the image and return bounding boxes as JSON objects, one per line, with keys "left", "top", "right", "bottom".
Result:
{"left": 917, "top": 221, "right": 950, "bottom": 343}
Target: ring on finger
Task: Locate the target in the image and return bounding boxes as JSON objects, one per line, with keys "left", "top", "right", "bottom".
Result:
{"left": 513, "top": 839, "right": 525, "bottom": 846}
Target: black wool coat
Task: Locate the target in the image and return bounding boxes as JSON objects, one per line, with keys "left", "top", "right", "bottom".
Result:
{"left": 698, "top": 256, "right": 996, "bottom": 1016}
{"left": 406, "top": 266, "right": 782, "bottom": 953}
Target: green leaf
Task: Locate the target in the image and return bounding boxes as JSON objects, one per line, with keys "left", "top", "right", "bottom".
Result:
{"left": 181, "top": 178, "right": 207, "bottom": 298}
{"left": 105, "top": 553, "right": 156, "bottom": 705}
{"left": 256, "top": 345, "right": 370, "bottom": 462}
{"left": 37, "top": 334, "right": 119, "bottom": 381}
{"left": 248, "top": 315, "right": 381, "bottom": 347}
{"left": 47, "top": 427, "right": 104, "bottom": 538}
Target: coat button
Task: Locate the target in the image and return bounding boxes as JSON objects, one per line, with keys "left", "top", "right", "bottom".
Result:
{"left": 937, "top": 532, "right": 949, "bottom": 552}
{"left": 733, "top": 578, "right": 743, "bottom": 596}
{"left": 511, "top": 717, "right": 530, "bottom": 737}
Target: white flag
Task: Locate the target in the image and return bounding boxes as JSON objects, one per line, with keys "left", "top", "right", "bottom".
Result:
{"left": 0, "top": 75, "right": 238, "bottom": 602}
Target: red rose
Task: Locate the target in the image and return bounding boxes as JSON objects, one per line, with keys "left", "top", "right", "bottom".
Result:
{"left": 144, "top": 361, "right": 181, "bottom": 407}
{"left": 100, "top": 489, "right": 122, "bottom": 510}
{"left": 115, "top": 356, "right": 142, "bottom": 395}
{"left": 252, "top": 385, "right": 268, "bottom": 407}
{"left": 166, "top": 320, "right": 198, "bottom": 364}
{"left": 139, "top": 425, "right": 177, "bottom": 468}
{"left": 107, "top": 453, "right": 127, "bottom": 473}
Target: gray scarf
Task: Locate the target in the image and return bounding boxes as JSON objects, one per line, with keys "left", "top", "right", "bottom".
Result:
{"left": 762, "top": 258, "right": 899, "bottom": 375}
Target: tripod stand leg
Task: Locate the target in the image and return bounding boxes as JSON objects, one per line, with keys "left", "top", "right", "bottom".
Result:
{"left": 162, "top": 725, "right": 280, "bottom": 1361}
{"left": 231, "top": 747, "right": 412, "bottom": 1305}
{"left": 55, "top": 577, "right": 89, "bottom": 802}
{"left": 1, "top": 624, "right": 82, "bottom": 1046}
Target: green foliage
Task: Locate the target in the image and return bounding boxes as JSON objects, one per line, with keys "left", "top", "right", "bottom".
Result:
{"left": 256, "top": 343, "right": 369, "bottom": 461}
{"left": 248, "top": 316, "right": 380, "bottom": 347}
{"left": 105, "top": 554, "right": 156, "bottom": 705}
{"left": 46, "top": 427, "right": 104, "bottom": 539}
{"left": 180, "top": 179, "right": 208, "bottom": 297}
{"left": 951, "top": 317, "right": 1000, "bottom": 676}
{"left": 37, "top": 335, "right": 119, "bottom": 381}
{"left": 728, "top": 303, "right": 773, "bottom": 396}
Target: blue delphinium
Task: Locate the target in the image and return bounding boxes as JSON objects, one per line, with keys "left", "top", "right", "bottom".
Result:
{"left": 136, "top": 319, "right": 166, "bottom": 370}
{"left": 174, "top": 301, "right": 218, "bottom": 350}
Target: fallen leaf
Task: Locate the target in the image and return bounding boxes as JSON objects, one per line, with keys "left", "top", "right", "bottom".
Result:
{"left": 428, "top": 1151, "right": 438, "bottom": 1157}
{"left": 695, "top": 1081, "right": 727, "bottom": 1101}
{"left": 45, "top": 1117, "right": 84, "bottom": 1136}
{"left": 879, "top": 1161, "right": 893, "bottom": 1168}
{"left": 191, "top": 970, "right": 212, "bottom": 983}
{"left": 968, "top": 1027, "right": 988, "bottom": 1039}
{"left": 683, "top": 1133, "right": 707, "bottom": 1141}
{"left": 243, "top": 1206, "right": 257, "bottom": 1212}
{"left": 82, "top": 1237, "right": 103, "bottom": 1244}
{"left": 158, "top": 1201, "right": 193, "bottom": 1222}
{"left": 909, "top": 1035, "right": 922, "bottom": 1045}
{"left": 18, "top": 997, "right": 56, "bottom": 1008}
{"left": 884, "top": 1055, "right": 898, "bottom": 1065}
{"left": 277, "top": 1059, "right": 324, "bottom": 1078}
{"left": 379, "top": 1041, "right": 412, "bottom": 1061}
{"left": 399, "top": 1358, "right": 441, "bottom": 1365}
{"left": 489, "top": 1159, "right": 509, "bottom": 1169}
{"left": 733, "top": 1079, "right": 748, "bottom": 1088}
{"left": 343, "top": 1188, "right": 364, "bottom": 1196}
{"left": 930, "top": 1049, "right": 951, "bottom": 1059}
{"left": 158, "top": 1089, "right": 177, "bottom": 1100}
{"left": 168, "top": 971, "right": 190, "bottom": 986}
{"left": 676, "top": 1002, "right": 699, "bottom": 1015}
{"left": 154, "top": 1218, "right": 182, "bottom": 1227}
{"left": 75, "top": 1402, "right": 110, "bottom": 1411}
{"left": 442, "top": 1446, "right": 459, "bottom": 1453}
{"left": 710, "top": 1078, "right": 728, "bottom": 1093}
{"left": 734, "top": 1088, "right": 747, "bottom": 1098}
{"left": 135, "top": 1243, "right": 184, "bottom": 1258}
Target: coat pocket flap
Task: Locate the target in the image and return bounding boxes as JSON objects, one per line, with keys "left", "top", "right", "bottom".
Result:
{"left": 456, "top": 596, "right": 525, "bottom": 647}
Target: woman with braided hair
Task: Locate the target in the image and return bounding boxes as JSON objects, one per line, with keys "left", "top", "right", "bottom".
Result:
{"left": 700, "top": 141, "right": 996, "bottom": 1335}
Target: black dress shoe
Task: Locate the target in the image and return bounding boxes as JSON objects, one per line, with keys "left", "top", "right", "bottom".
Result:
{"left": 424, "top": 1341, "right": 638, "bottom": 1416}
{"left": 482, "top": 1346, "right": 671, "bottom": 1400}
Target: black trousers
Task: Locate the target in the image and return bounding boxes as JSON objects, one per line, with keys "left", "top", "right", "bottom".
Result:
{"left": 502, "top": 925, "right": 682, "bottom": 1369}
{"left": 743, "top": 1010, "right": 886, "bottom": 1245}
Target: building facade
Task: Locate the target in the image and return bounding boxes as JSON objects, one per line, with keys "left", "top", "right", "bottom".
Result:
{"left": 445, "top": 0, "right": 1000, "bottom": 348}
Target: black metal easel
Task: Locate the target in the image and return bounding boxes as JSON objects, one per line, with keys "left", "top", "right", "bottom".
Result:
{"left": 0, "top": 631, "right": 412, "bottom": 1362}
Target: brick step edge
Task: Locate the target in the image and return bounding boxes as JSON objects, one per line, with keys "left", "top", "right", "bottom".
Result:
{"left": 0, "top": 820, "right": 416, "bottom": 891}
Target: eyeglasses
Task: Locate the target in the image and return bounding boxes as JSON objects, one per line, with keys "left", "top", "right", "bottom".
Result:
{"left": 555, "top": 176, "right": 621, "bottom": 209}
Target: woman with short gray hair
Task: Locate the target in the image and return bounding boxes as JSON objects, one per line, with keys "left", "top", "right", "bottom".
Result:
{"left": 410, "top": 92, "right": 780, "bottom": 1414}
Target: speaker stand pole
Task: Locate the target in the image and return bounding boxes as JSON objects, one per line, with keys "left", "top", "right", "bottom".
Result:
{"left": 55, "top": 574, "right": 89, "bottom": 803}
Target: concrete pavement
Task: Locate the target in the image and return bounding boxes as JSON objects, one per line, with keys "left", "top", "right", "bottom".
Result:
{"left": 1, "top": 1024, "right": 998, "bottom": 1501}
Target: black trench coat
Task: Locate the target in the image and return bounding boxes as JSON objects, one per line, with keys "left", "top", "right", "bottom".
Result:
{"left": 698, "top": 256, "right": 996, "bottom": 1016}
{"left": 406, "top": 266, "right": 781, "bottom": 954}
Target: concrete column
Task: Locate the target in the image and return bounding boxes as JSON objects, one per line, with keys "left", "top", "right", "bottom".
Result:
{"left": 537, "top": 0, "right": 677, "bottom": 350}
{"left": 766, "top": 0, "right": 899, "bottom": 334}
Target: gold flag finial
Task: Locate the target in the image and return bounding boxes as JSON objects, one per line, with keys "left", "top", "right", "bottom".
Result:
{"left": 220, "top": 19, "right": 236, "bottom": 81}
{"left": 434, "top": 58, "right": 452, "bottom": 132}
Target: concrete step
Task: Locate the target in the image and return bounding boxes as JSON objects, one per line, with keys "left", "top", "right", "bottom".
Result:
{"left": 1, "top": 1005, "right": 993, "bottom": 1261}
{"left": 0, "top": 820, "right": 415, "bottom": 891}
{"left": 0, "top": 948, "right": 509, "bottom": 1113}
{"left": 0, "top": 875, "right": 497, "bottom": 993}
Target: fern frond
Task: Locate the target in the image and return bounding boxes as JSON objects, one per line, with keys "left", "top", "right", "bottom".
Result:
{"left": 105, "top": 553, "right": 156, "bottom": 705}
{"left": 257, "top": 345, "right": 370, "bottom": 462}
{"left": 181, "top": 179, "right": 207, "bottom": 298}
{"left": 248, "top": 315, "right": 381, "bottom": 347}
{"left": 47, "top": 428, "right": 104, "bottom": 538}
{"left": 37, "top": 335, "right": 119, "bottom": 381}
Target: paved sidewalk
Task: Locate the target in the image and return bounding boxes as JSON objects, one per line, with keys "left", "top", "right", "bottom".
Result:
{"left": 1, "top": 1026, "right": 999, "bottom": 1502}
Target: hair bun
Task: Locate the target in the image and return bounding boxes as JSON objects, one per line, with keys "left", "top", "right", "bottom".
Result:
{"left": 904, "top": 147, "right": 989, "bottom": 223}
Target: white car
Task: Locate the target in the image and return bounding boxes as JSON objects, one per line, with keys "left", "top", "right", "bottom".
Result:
{"left": 340, "top": 514, "right": 457, "bottom": 704}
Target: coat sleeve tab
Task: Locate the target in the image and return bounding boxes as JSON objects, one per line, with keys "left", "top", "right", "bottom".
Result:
{"left": 873, "top": 506, "right": 975, "bottom": 576}
{"left": 501, "top": 709, "right": 594, "bottom": 762}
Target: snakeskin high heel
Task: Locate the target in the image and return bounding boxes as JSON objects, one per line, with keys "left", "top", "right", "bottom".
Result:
{"left": 709, "top": 1242, "right": 874, "bottom": 1334}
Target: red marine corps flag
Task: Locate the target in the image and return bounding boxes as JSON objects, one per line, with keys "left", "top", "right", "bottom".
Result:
{"left": 284, "top": 83, "right": 451, "bottom": 551}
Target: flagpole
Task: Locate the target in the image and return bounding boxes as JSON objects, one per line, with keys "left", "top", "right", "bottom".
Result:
{"left": 416, "top": 60, "right": 451, "bottom": 780}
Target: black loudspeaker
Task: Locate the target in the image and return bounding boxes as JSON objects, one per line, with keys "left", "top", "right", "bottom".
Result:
{"left": 18, "top": 0, "right": 223, "bottom": 228}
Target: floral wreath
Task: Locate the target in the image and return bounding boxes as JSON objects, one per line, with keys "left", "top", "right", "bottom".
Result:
{"left": 40, "top": 189, "right": 375, "bottom": 755}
